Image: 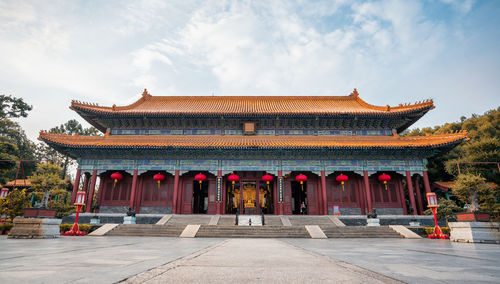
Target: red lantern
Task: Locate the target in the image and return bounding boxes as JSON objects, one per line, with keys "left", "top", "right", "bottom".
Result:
{"left": 227, "top": 173, "right": 239, "bottom": 184}
{"left": 378, "top": 173, "right": 391, "bottom": 190}
{"left": 227, "top": 173, "right": 239, "bottom": 191}
{"left": 153, "top": 173, "right": 165, "bottom": 189}
{"left": 110, "top": 172, "right": 123, "bottom": 187}
{"left": 336, "top": 174, "right": 348, "bottom": 191}
{"left": 295, "top": 174, "right": 307, "bottom": 191}
{"left": 262, "top": 174, "right": 273, "bottom": 191}
{"left": 194, "top": 173, "right": 207, "bottom": 190}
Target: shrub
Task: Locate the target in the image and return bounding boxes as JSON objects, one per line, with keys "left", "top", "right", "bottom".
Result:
{"left": 423, "top": 226, "right": 450, "bottom": 236}
{"left": 424, "top": 198, "right": 464, "bottom": 221}
{"left": 60, "top": 223, "right": 92, "bottom": 232}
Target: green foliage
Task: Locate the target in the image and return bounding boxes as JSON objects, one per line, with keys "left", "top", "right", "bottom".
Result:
{"left": 453, "top": 173, "right": 498, "bottom": 214}
{"left": 29, "top": 163, "right": 67, "bottom": 208}
{"left": 0, "top": 95, "right": 32, "bottom": 119}
{"left": 0, "top": 96, "right": 37, "bottom": 183}
{"left": 424, "top": 198, "right": 464, "bottom": 221}
{"left": 60, "top": 223, "right": 92, "bottom": 232}
{"left": 49, "top": 189, "right": 74, "bottom": 218}
{"left": 0, "top": 189, "right": 30, "bottom": 220}
{"left": 37, "top": 119, "right": 101, "bottom": 179}
{"left": 404, "top": 107, "right": 500, "bottom": 193}
{"left": 423, "top": 227, "right": 450, "bottom": 236}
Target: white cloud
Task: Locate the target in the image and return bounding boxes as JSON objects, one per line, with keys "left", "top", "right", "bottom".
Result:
{"left": 0, "top": 0, "right": 497, "bottom": 142}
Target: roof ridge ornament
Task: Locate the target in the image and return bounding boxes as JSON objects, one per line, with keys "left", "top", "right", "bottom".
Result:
{"left": 142, "top": 89, "right": 151, "bottom": 99}
{"left": 349, "top": 88, "right": 359, "bottom": 98}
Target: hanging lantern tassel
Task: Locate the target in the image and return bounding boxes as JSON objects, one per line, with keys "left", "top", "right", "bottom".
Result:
{"left": 295, "top": 174, "right": 307, "bottom": 191}
{"left": 153, "top": 173, "right": 165, "bottom": 189}
{"left": 378, "top": 173, "right": 391, "bottom": 191}
{"left": 110, "top": 172, "right": 123, "bottom": 188}
{"left": 261, "top": 174, "right": 273, "bottom": 192}
{"left": 227, "top": 173, "right": 240, "bottom": 192}
{"left": 336, "top": 174, "right": 348, "bottom": 192}
{"left": 194, "top": 173, "right": 207, "bottom": 191}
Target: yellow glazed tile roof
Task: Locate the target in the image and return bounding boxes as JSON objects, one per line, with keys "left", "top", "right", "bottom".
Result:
{"left": 39, "top": 131, "right": 468, "bottom": 149}
{"left": 70, "top": 89, "right": 434, "bottom": 116}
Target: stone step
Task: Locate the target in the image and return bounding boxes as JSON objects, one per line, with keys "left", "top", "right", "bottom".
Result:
{"left": 289, "top": 216, "right": 336, "bottom": 226}
{"left": 195, "top": 225, "right": 310, "bottom": 238}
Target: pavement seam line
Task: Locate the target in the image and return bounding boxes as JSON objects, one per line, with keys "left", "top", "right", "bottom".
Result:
{"left": 118, "top": 239, "right": 229, "bottom": 284}
{"left": 280, "top": 240, "right": 405, "bottom": 284}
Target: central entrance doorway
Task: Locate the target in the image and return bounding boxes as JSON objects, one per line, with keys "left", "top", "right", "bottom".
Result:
{"left": 192, "top": 180, "right": 208, "bottom": 214}
{"left": 291, "top": 181, "right": 307, "bottom": 214}
{"left": 224, "top": 172, "right": 275, "bottom": 215}
{"left": 242, "top": 181, "right": 257, "bottom": 214}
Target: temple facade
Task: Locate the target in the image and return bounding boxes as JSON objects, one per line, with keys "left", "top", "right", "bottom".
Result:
{"left": 39, "top": 89, "right": 467, "bottom": 216}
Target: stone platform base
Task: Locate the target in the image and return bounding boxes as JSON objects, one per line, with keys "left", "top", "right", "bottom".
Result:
{"left": 449, "top": 222, "right": 500, "bottom": 244}
{"left": 8, "top": 217, "right": 62, "bottom": 239}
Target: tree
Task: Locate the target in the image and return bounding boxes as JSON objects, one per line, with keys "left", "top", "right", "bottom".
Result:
{"left": 404, "top": 107, "right": 500, "bottom": 185}
{"left": 0, "top": 95, "right": 37, "bottom": 183}
{"left": 453, "top": 173, "right": 497, "bottom": 213}
{"left": 0, "top": 188, "right": 30, "bottom": 220}
{"left": 0, "top": 95, "right": 32, "bottom": 118}
{"left": 29, "top": 163, "right": 67, "bottom": 208}
{"left": 37, "top": 119, "right": 100, "bottom": 179}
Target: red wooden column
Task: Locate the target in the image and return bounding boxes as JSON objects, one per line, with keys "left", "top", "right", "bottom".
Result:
{"left": 397, "top": 177, "right": 408, "bottom": 215}
{"left": 278, "top": 170, "right": 284, "bottom": 215}
{"left": 414, "top": 176, "right": 424, "bottom": 215}
{"left": 423, "top": 170, "right": 431, "bottom": 193}
{"left": 129, "top": 170, "right": 138, "bottom": 209}
{"left": 405, "top": 171, "right": 417, "bottom": 215}
{"left": 273, "top": 175, "right": 278, "bottom": 215}
{"left": 86, "top": 170, "right": 98, "bottom": 213}
{"left": 172, "top": 170, "right": 180, "bottom": 214}
{"left": 71, "top": 169, "right": 81, "bottom": 204}
{"left": 320, "top": 171, "right": 327, "bottom": 215}
{"left": 363, "top": 171, "right": 373, "bottom": 213}
{"left": 216, "top": 170, "right": 222, "bottom": 214}
{"left": 96, "top": 178, "right": 104, "bottom": 212}
{"left": 357, "top": 178, "right": 366, "bottom": 215}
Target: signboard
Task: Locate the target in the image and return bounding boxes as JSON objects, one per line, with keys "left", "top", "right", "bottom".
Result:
{"left": 332, "top": 205, "right": 340, "bottom": 216}
{"left": 278, "top": 177, "right": 284, "bottom": 203}
{"left": 216, "top": 177, "right": 222, "bottom": 202}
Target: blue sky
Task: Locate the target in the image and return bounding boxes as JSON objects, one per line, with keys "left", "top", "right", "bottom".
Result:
{"left": 0, "top": 0, "right": 499, "bottom": 141}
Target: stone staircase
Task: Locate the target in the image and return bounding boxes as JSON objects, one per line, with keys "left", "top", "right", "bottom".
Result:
{"left": 289, "top": 216, "right": 336, "bottom": 226}
{"left": 319, "top": 225, "right": 402, "bottom": 238}
{"left": 106, "top": 224, "right": 186, "bottom": 237}
{"left": 100, "top": 214, "right": 403, "bottom": 238}
{"left": 166, "top": 215, "right": 212, "bottom": 225}
{"left": 195, "top": 225, "right": 310, "bottom": 238}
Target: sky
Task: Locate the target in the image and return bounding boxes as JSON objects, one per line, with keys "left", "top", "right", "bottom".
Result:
{"left": 0, "top": 0, "right": 499, "bottom": 142}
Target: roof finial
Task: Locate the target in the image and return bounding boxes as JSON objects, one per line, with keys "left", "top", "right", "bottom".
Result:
{"left": 142, "top": 88, "right": 151, "bottom": 98}
{"left": 350, "top": 88, "right": 359, "bottom": 98}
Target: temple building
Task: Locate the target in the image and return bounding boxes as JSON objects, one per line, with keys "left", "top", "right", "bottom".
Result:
{"left": 39, "top": 89, "right": 467, "bottom": 216}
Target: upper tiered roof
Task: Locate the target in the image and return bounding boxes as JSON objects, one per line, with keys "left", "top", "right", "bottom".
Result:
{"left": 71, "top": 89, "right": 433, "bottom": 116}
{"left": 70, "top": 89, "right": 434, "bottom": 132}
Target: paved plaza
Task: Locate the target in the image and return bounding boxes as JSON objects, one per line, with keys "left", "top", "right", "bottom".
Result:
{"left": 0, "top": 236, "right": 499, "bottom": 283}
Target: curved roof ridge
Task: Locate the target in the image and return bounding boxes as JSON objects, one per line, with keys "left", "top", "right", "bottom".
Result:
{"left": 70, "top": 88, "right": 434, "bottom": 114}
{"left": 352, "top": 88, "right": 435, "bottom": 112}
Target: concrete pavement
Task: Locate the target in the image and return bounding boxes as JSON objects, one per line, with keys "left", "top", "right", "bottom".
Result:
{"left": 1, "top": 235, "right": 499, "bottom": 283}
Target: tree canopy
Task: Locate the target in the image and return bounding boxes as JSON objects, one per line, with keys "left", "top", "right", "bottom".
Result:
{"left": 0, "top": 95, "right": 36, "bottom": 184}
{"left": 37, "top": 119, "right": 100, "bottom": 179}
{"left": 0, "top": 95, "right": 32, "bottom": 118}
{"left": 404, "top": 107, "right": 500, "bottom": 184}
